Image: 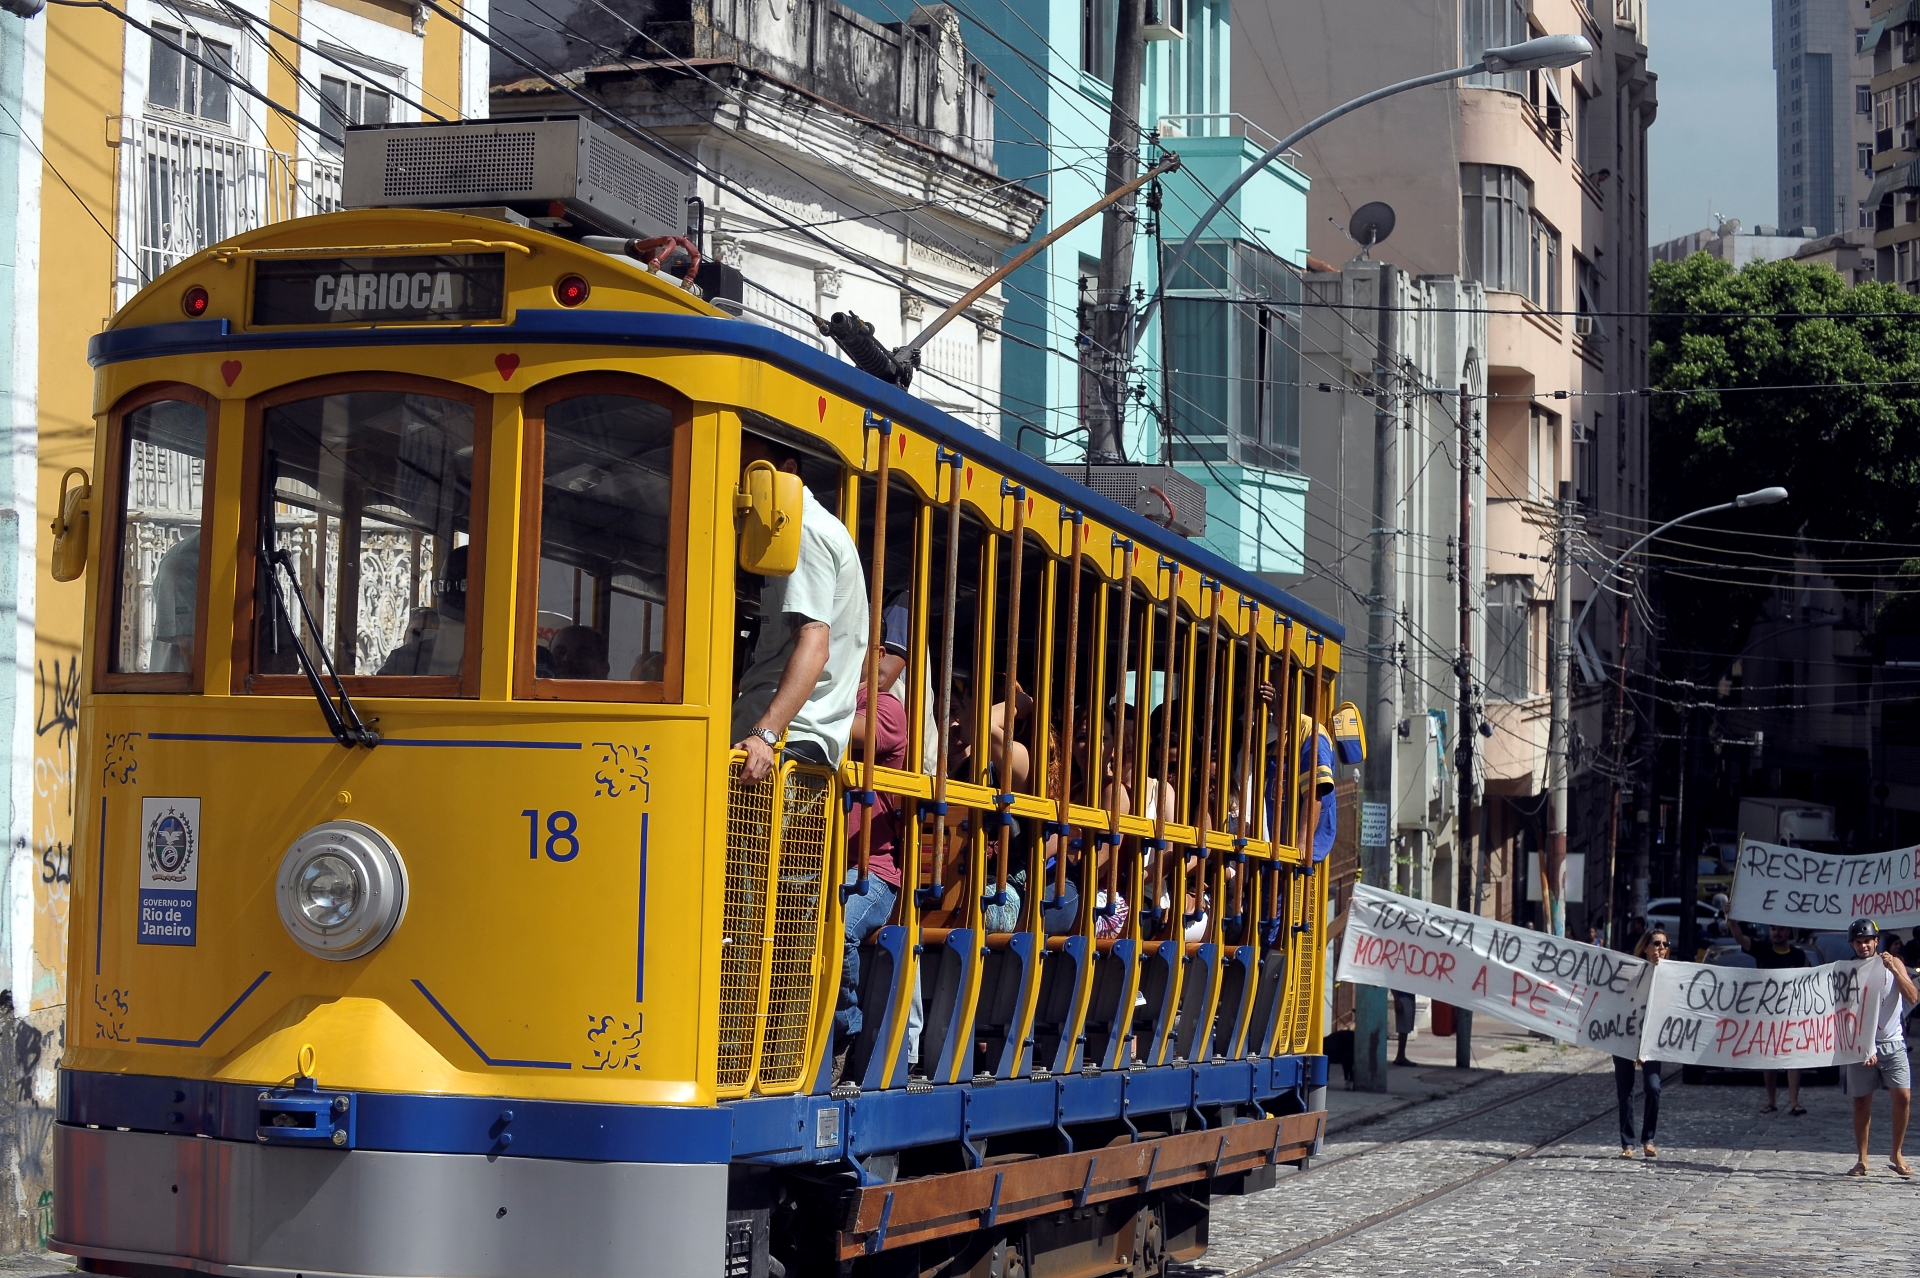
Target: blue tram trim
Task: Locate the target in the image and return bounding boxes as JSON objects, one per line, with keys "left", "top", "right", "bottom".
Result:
{"left": 58, "top": 1056, "right": 1327, "bottom": 1166}
{"left": 86, "top": 310, "right": 1345, "bottom": 644}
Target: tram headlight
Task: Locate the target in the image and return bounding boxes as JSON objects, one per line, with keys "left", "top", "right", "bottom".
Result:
{"left": 275, "top": 821, "right": 407, "bottom": 961}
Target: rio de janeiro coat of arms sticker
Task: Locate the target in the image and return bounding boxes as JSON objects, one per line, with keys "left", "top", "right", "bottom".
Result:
{"left": 138, "top": 797, "right": 200, "bottom": 946}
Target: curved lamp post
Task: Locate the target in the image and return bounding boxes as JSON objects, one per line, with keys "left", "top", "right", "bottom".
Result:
{"left": 1547, "top": 484, "right": 1786, "bottom": 945}
{"left": 1128, "top": 32, "right": 1595, "bottom": 353}
{"left": 1568, "top": 486, "right": 1789, "bottom": 649}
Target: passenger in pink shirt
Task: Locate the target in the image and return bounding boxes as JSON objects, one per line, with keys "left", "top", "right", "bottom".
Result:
{"left": 837, "top": 679, "right": 908, "bottom": 1055}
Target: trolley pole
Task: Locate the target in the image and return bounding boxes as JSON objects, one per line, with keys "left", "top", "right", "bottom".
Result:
{"left": 1453, "top": 382, "right": 1475, "bottom": 1070}
{"left": 1354, "top": 262, "right": 1400, "bottom": 1095}
{"left": 1545, "top": 482, "right": 1574, "bottom": 936}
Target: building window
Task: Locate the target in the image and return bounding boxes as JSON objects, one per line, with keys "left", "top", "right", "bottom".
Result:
{"left": 1575, "top": 252, "right": 1602, "bottom": 315}
{"left": 1462, "top": 0, "right": 1528, "bottom": 91}
{"left": 1862, "top": 143, "right": 1876, "bottom": 172}
{"left": 1486, "top": 577, "right": 1533, "bottom": 701}
{"left": 1163, "top": 241, "right": 1302, "bottom": 472}
{"left": 1861, "top": 201, "right": 1873, "bottom": 229}
{"left": 1529, "top": 215, "right": 1560, "bottom": 310}
{"left": 1082, "top": 0, "right": 1115, "bottom": 83}
{"left": 1860, "top": 83, "right": 1873, "bottom": 112}
{"left": 1528, "top": 404, "right": 1558, "bottom": 503}
{"left": 319, "top": 75, "right": 393, "bottom": 157}
{"left": 1860, "top": 28, "right": 1872, "bottom": 54}
{"left": 147, "top": 24, "right": 234, "bottom": 126}
{"left": 1461, "top": 163, "right": 1534, "bottom": 293}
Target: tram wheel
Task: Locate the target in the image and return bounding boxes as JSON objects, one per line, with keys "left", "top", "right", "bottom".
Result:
{"left": 1131, "top": 1201, "right": 1167, "bottom": 1278}
{"left": 1000, "top": 1235, "right": 1029, "bottom": 1278}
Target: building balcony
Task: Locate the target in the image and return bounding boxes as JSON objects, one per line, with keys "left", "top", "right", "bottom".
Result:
{"left": 1154, "top": 122, "right": 1308, "bottom": 261}
{"left": 113, "top": 114, "right": 341, "bottom": 310}
{"left": 1483, "top": 697, "right": 1550, "bottom": 792}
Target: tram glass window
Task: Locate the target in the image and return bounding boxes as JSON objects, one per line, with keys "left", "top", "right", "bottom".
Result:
{"left": 257, "top": 391, "right": 475, "bottom": 680}
{"left": 111, "top": 398, "right": 208, "bottom": 676}
{"left": 532, "top": 394, "right": 676, "bottom": 689}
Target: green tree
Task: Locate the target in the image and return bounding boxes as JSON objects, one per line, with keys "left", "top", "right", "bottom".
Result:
{"left": 1649, "top": 254, "right": 1920, "bottom": 646}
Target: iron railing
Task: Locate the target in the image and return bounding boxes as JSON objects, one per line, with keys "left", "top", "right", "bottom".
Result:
{"left": 114, "top": 115, "right": 342, "bottom": 307}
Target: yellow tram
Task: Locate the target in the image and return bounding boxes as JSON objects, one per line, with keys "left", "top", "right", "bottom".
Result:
{"left": 51, "top": 190, "right": 1351, "bottom": 1278}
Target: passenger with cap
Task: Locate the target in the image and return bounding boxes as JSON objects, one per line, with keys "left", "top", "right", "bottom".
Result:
{"left": 1844, "top": 918, "right": 1920, "bottom": 1177}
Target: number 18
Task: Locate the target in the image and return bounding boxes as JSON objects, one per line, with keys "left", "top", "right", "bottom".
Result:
{"left": 521, "top": 809, "right": 580, "bottom": 862}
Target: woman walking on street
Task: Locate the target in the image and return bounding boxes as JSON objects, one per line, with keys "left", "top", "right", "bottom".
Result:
{"left": 1616, "top": 927, "right": 1669, "bottom": 1159}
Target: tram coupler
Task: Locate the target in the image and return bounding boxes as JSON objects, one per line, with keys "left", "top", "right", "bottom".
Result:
{"left": 255, "top": 1076, "right": 356, "bottom": 1149}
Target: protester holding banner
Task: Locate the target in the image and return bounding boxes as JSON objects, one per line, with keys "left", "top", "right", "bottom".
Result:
{"left": 1729, "top": 918, "right": 1811, "bottom": 1117}
{"left": 1616, "top": 928, "right": 1669, "bottom": 1159}
{"left": 1844, "top": 919, "right": 1920, "bottom": 1178}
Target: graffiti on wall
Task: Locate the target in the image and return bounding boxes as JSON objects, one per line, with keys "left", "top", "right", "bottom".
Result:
{"left": 31, "top": 655, "right": 79, "bottom": 1011}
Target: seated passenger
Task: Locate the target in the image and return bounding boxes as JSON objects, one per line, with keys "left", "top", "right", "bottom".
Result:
{"left": 378, "top": 545, "right": 466, "bottom": 676}
{"left": 551, "top": 624, "right": 610, "bottom": 680}
{"left": 836, "top": 664, "right": 908, "bottom": 1073}
{"left": 149, "top": 529, "right": 200, "bottom": 673}
{"left": 880, "top": 597, "right": 938, "bottom": 776}
{"left": 730, "top": 436, "right": 867, "bottom": 782}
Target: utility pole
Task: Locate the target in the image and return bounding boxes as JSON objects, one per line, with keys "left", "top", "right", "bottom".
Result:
{"left": 1545, "top": 481, "right": 1574, "bottom": 937}
{"left": 1628, "top": 569, "right": 1659, "bottom": 937}
{"left": 1454, "top": 382, "right": 1476, "bottom": 1069}
{"left": 1354, "top": 262, "right": 1400, "bottom": 1095}
{"left": 1676, "top": 706, "right": 1698, "bottom": 960}
{"left": 1088, "top": 0, "right": 1147, "bottom": 463}
{"left": 1603, "top": 568, "right": 1632, "bottom": 948}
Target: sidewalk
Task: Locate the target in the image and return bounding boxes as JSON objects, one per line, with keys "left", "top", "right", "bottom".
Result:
{"left": 1323, "top": 1001, "right": 1607, "bottom": 1135}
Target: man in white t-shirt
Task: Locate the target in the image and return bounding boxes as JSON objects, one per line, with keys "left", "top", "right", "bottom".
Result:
{"left": 1844, "top": 918, "right": 1920, "bottom": 1177}
{"left": 730, "top": 437, "right": 868, "bottom": 782}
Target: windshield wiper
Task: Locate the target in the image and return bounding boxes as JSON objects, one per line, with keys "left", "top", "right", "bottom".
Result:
{"left": 259, "top": 452, "right": 379, "bottom": 749}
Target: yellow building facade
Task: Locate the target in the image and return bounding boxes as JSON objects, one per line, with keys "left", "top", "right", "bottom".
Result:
{"left": 10, "top": 0, "right": 485, "bottom": 1239}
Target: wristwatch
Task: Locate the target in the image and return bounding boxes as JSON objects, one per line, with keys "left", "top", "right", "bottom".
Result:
{"left": 751, "top": 727, "right": 780, "bottom": 748}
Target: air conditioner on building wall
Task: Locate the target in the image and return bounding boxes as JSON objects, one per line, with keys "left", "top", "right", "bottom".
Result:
{"left": 1574, "top": 316, "right": 1597, "bottom": 337}
{"left": 1143, "top": 0, "right": 1184, "bottom": 40}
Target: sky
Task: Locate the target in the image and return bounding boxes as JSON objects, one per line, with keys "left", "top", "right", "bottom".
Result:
{"left": 1646, "top": 0, "right": 1778, "bottom": 245}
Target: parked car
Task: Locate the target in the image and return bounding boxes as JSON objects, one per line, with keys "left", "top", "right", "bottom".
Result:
{"left": 1810, "top": 932, "right": 1854, "bottom": 964}
{"left": 1644, "top": 897, "right": 1725, "bottom": 947}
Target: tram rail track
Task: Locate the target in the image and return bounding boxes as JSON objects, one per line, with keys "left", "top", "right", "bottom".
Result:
{"left": 1214, "top": 1061, "right": 1653, "bottom": 1277}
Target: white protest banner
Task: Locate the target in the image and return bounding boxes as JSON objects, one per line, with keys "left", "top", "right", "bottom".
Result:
{"left": 1643, "top": 957, "right": 1880, "bottom": 1070}
{"left": 1339, "top": 883, "right": 1653, "bottom": 1055}
{"left": 1730, "top": 838, "right": 1920, "bottom": 932}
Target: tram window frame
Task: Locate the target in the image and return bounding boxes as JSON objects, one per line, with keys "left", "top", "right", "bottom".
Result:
{"left": 232, "top": 372, "right": 494, "bottom": 699}
{"left": 515, "top": 373, "right": 692, "bottom": 704}
{"left": 94, "top": 383, "right": 219, "bottom": 695}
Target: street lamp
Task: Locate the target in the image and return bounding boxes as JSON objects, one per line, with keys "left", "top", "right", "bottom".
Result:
{"left": 1548, "top": 483, "right": 1786, "bottom": 951}
{"left": 1129, "top": 33, "right": 1595, "bottom": 353}
{"left": 1568, "top": 486, "right": 1789, "bottom": 648}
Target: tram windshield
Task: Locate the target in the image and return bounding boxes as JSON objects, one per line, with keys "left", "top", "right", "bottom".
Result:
{"left": 257, "top": 390, "right": 477, "bottom": 680}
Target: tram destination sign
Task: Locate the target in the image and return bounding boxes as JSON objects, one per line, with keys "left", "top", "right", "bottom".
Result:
{"left": 251, "top": 253, "right": 507, "bottom": 325}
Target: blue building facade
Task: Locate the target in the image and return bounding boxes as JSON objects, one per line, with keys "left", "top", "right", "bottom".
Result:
{"left": 840, "top": 0, "right": 1311, "bottom": 574}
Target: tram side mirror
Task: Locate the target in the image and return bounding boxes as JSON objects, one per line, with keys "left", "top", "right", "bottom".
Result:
{"left": 735, "top": 460, "right": 802, "bottom": 577}
{"left": 49, "top": 467, "right": 92, "bottom": 583}
{"left": 1331, "top": 701, "right": 1366, "bottom": 765}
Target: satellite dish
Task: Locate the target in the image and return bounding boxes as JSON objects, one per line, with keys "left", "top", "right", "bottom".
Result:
{"left": 1349, "top": 202, "right": 1397, "bottom": 253}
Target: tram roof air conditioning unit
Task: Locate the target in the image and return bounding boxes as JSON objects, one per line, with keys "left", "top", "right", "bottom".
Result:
{"left": 341, "top": 116, "right": 690, "bottom": 241}
{"left": 1050, "top": 463, "right": 1206, "bottom": 539}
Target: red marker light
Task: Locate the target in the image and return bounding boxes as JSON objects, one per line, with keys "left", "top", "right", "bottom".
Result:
{"left": 554, "top": 274, "right": 591, "bottom": 307}
{"left": 182, "top": 285, "right": 210, "bottom": 318}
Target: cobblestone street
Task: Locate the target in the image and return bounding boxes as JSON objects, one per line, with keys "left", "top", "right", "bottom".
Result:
{"left": 1186, "top": 1050, "right": 1920, "bottom": 1278}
